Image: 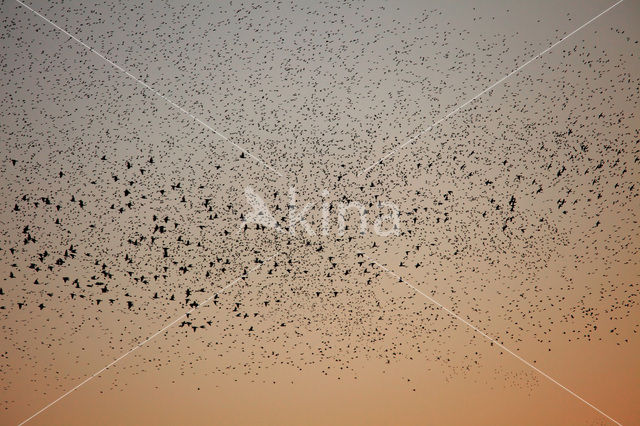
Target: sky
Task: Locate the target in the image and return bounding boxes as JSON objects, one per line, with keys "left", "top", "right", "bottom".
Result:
{"left": 1, "top": 0, "right": 639, "bottom": 425}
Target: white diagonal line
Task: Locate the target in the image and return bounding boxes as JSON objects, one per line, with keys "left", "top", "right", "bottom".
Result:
{"left": 17, "top": 253, "right": 278, "bottom": 426}
{"left": 13, "top": 0, "right": 285, "bottom": 178}
{"left": 10, "top": 3, "right": 287, "bottom": 424}
{"left": 363, "top": 254, "right": 623, "bottom": 426}
{"left": 359, "top": 0, "right": 624, "bottom": 177}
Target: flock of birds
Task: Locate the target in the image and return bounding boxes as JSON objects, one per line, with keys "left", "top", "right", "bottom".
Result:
{"left": 0, "top": 0, "right": 638, "bottom": 420}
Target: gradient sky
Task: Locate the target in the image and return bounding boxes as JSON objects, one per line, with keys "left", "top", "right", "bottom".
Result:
{"left": 1, "top": 0, "right": 639, "bottom": 425}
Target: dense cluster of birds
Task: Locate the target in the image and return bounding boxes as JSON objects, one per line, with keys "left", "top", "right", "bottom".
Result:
{"left": 0, "top": 0, "right": 638, "bottom": 417}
